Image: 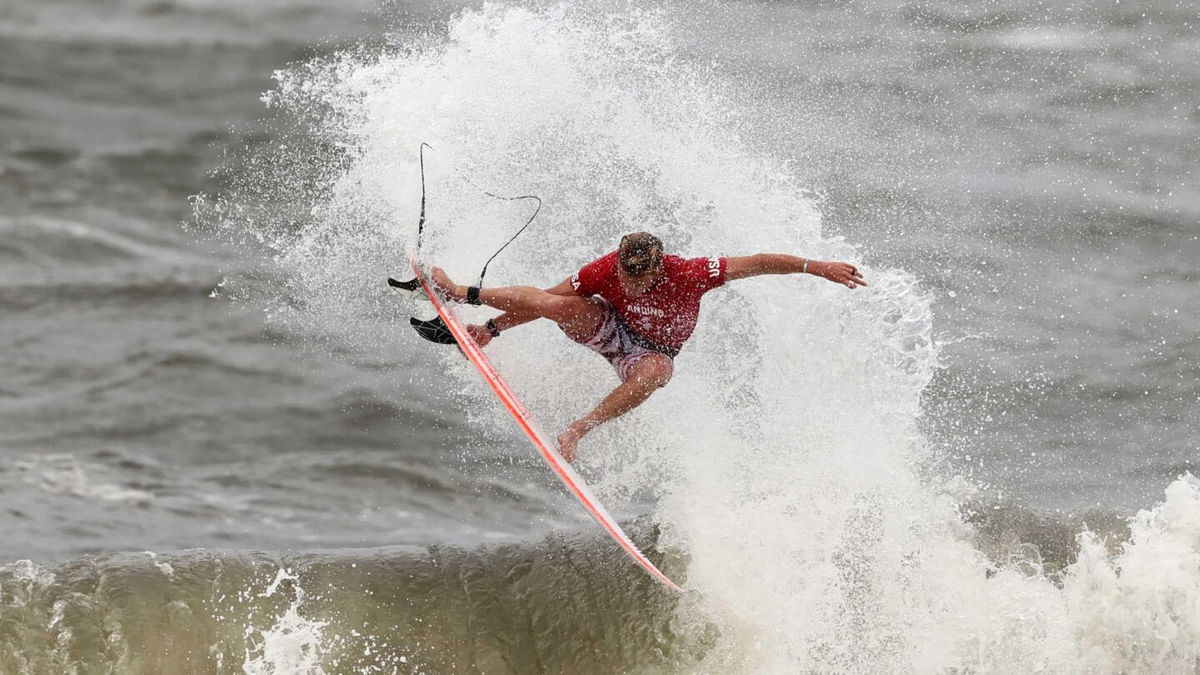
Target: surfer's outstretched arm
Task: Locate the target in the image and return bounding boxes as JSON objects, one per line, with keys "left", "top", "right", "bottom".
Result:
{"left": 725, "top": 254, "right": 867, "bottom": 289}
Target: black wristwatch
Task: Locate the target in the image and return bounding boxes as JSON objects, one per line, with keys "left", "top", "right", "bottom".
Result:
{"left": 485, "top": 319, "right": 501, "bottom": 337}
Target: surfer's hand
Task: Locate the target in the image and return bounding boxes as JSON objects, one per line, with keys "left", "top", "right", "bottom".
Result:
{"left": 466, "top": 324, "right": 493, "bottom": 346}
{"left": 812, "top": 261, "right": 867, "bottom": 289}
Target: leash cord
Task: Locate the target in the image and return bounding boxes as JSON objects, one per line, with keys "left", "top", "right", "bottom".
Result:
{"left": 414, "top": 143, "right": 542, "bottom": 287}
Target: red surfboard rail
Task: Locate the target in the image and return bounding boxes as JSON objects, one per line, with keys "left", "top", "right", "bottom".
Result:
{"left": 408, "top": 253, "right": 682, "bottom": 592}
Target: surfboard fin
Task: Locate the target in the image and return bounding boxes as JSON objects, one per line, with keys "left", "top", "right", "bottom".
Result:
{"left": 388, "top": 276, "right": 432, "bottom": 306}
{"left": 409, "top": 316, "right": 457, "bottom": 345}
{"left": 388, "top": 277, "right": 421, "bottom": 292}
{"left": 388, "top": 276, "right": 457, "bottom": 346}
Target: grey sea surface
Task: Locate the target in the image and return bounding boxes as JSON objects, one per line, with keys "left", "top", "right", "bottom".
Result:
{"left": 1, "top": 0, "right": 1197, "bottom": 672}
{"left": 696, "top": 0, "right": 1200, "bottom": 512}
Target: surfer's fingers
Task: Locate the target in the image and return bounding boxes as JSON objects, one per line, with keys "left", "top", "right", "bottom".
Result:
{"left": 834, "top": 264, "right": 867, "bottom": 288}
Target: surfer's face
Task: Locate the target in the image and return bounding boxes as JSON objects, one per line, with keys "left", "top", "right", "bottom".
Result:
{"left": 618, "top": 264, "right": 660, "bottom": 296}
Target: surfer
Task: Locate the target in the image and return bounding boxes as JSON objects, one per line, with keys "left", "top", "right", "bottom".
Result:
{"left": 430, "top": 232, "right": 866, "bottom": 462}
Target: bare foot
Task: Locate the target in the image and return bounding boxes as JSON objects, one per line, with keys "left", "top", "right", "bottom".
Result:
{"left": 556, "top": 424, "right": 584, "bottom": 463}
{"left": 430, "top": 267, "right": 466, "bottom": 302}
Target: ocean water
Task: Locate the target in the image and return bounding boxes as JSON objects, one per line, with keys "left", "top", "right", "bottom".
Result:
{"left": 2, "top": 0, "right": 1198, "bottom": 672}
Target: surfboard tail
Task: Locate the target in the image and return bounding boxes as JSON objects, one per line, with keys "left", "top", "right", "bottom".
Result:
{"left": 388, "top": 277, "right": 459, "bottom": 345}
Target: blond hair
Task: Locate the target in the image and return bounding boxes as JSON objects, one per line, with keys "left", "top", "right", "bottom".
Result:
{"left": 618, "top": 232, "right": 663, "bottom": 275}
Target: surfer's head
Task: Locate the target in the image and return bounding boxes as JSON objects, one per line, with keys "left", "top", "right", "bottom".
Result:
{"left": 619, "top": 232, "right": 663, "bottom": 276}
{"left": 618, "top": 232, "right": 664, "bottom": 294}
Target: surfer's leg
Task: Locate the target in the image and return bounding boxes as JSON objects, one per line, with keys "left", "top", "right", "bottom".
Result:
{"left": 556, "top": 354, "right": 673, "bottom": 462}
{"left": 431, "top": 267, "right": 603, "bottom": 341}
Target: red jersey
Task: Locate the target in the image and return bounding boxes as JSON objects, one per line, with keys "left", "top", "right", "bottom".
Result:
{"left": 571, "top": 251, "right": 727, "bottom": 354}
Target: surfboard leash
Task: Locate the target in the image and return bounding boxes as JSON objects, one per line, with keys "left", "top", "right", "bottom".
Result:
{"left": 388, "top": 143, "right": 543, "bottom": 344}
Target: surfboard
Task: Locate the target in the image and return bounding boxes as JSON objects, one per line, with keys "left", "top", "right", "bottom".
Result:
{"left": 407, "top": 253, "right": 682, "bottom": 592}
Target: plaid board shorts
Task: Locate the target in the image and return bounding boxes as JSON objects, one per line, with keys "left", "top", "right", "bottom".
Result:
{"left": 565, "top": 297, "right": 668, "bottom": 381}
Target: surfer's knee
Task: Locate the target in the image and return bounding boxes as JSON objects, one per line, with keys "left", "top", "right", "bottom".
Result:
{"left": 633, "top": 354, "right": 673, "bottom": 389}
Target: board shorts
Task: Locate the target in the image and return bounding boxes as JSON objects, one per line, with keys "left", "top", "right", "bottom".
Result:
{"left": 566, "top": 297, "right": 672, "bottom": 381}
